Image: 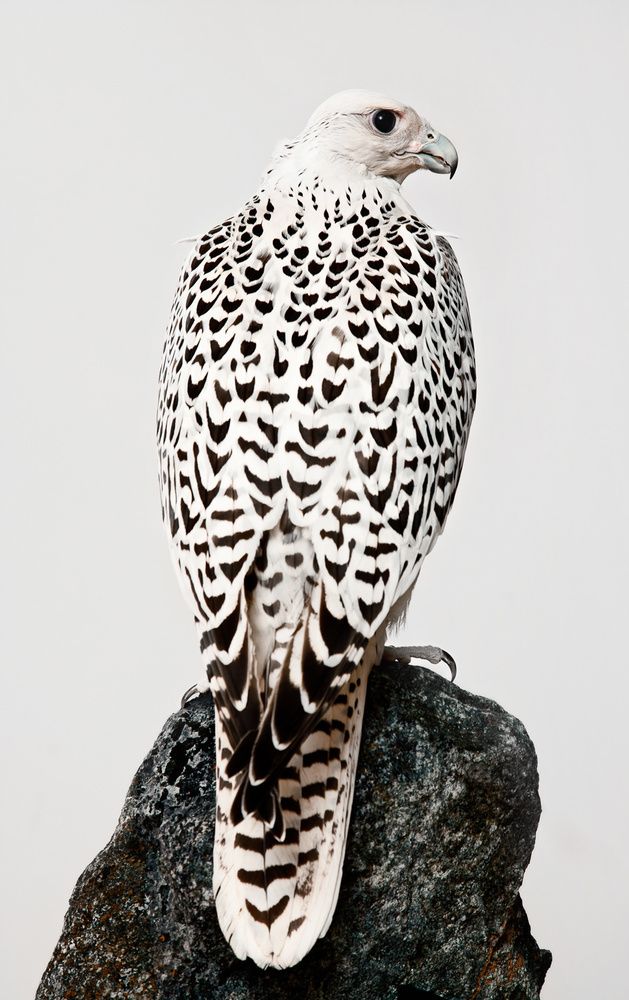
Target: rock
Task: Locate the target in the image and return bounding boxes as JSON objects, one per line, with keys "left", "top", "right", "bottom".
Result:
{"left": 37, "top": 663, "right": 551, "bottom": 999}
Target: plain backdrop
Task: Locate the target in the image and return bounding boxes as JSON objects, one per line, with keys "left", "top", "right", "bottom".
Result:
{"left": 2, "top": 2, "right": 628, "bottom": 997}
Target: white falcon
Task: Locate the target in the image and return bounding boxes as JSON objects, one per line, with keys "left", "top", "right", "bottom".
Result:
{"left": 157, "top": 90, "right": 476, "bottom": 969}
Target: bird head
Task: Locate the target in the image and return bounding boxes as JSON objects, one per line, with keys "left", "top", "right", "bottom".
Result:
{"left": 302, "top": 89, "right": 458, "bottom": 184}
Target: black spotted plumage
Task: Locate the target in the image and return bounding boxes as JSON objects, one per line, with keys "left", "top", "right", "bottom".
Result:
{"left": 157, "top": 89, "right": 476, "bottom": 969}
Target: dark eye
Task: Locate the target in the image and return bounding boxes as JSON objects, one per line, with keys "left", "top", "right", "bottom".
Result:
{"left": 371, "top": 109, "right": 397, "bottom": 134}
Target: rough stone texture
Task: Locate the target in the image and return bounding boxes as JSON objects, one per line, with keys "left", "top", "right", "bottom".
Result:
{"left": 37, "top": 663, "right": 551, "bottom": 1000}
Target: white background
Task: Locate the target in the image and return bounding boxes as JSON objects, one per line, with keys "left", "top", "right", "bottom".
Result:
{"left": 2, "top": 2, "right": 628, "bottom": 997}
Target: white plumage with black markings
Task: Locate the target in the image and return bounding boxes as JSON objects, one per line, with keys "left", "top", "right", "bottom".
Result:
{"left": 157, "top": 89, "right": 476, "bottom": 969}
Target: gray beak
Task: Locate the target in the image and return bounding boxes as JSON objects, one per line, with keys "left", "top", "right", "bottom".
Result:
{"left": 416, "top": 133, "right": 459, "bottom": 179}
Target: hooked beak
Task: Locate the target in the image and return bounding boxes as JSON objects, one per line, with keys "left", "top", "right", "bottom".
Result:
{"left": 415, "top": 133, "right": 459, "bottom": 179}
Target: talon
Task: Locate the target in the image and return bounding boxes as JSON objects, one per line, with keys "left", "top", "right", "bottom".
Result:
{"left": 181, "top": 684, "right": 200, "bottom": 708}
{"left": 440, "top": 649, "right": 457, "bottom": 683}
{"left": 382, "top": 644, "right": 457, "bottom": 682}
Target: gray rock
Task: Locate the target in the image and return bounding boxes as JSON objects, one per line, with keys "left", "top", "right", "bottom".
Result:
{"left": 37, "top": 663, "right": 551, "bottom": 999}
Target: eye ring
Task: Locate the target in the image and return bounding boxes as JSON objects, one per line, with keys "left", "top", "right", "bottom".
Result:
{"left": 371, "top": 109, "right": 398, "bottom": 135}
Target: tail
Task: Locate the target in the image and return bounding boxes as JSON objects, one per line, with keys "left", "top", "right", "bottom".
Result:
{"left": 212, "top": 644, "right": 378, "bottom": 968}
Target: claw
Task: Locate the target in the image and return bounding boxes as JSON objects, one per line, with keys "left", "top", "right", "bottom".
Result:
{"left": 180, "top": 684, "right": 200, "bottom": 708}
{"left": 439, "top": 649, "right": 457, "bottom": 683}
{"left": 382, "top": 644, "right": 457, "bottom": 683}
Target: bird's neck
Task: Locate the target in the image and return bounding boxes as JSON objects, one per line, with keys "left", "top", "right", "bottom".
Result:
{"left": 262, "top": 135, "right": 402, "bottom": 207}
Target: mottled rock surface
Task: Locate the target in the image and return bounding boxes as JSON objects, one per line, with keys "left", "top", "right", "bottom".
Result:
{"left": 37, "top": 663, "right": 551, "bottom": 999}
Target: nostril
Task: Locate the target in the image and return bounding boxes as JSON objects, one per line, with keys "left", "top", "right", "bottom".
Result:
{"left": 426, "top": 132, "right": 435, "bottom": 140}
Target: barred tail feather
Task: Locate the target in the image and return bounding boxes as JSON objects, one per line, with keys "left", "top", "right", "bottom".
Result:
{"left": 212, "top": 645, "right": 376, "bottom": 969}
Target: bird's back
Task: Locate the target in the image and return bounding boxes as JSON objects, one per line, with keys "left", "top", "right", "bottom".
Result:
{"left": 157, "top": 167, "right": 475, "bottom": 967}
